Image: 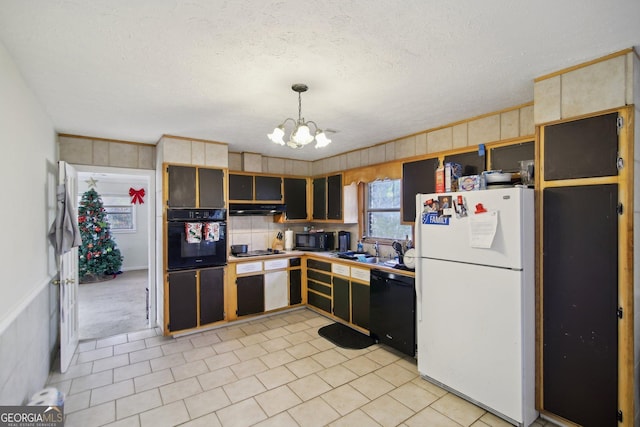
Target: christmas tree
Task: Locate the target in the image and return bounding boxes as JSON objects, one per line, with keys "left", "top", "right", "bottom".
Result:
{"left": 77, "top": 188, "right": 123, "bottom": 282}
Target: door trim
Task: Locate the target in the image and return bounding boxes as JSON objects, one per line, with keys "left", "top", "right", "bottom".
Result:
{"left": 72, "top": 165, "right": 157, "bottom": 330}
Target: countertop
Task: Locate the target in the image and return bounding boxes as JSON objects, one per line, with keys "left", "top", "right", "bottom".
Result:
{"left": 228, "top": 250, "right": 415, "bottom": 277}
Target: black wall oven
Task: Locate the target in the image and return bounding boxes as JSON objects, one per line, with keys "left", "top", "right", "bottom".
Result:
{"left": 167, "top": 208, "right": 227, "bottom": 271}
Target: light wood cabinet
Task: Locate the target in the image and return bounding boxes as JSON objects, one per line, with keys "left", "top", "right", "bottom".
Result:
{"left": 306, "top": 257, "right": 379, "bottom": 333}
{"left": 231, "top": 257, "right": 305, "bottom": 319}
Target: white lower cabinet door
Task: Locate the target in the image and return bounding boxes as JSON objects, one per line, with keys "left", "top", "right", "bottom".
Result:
{"left": 264, "top": 270, "right": 288, "bottom": 311}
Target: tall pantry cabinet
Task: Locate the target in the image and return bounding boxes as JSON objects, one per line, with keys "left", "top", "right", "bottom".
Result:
{"left": 155, "top": 136, "right": 229, "bottom": 336}
{"left": 533, "top": 48, "right": 638, "bottom": 426}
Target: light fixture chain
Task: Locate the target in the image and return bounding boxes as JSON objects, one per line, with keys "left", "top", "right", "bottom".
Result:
{"left": 298, "top": 91, "right": 303, "bottom": 123}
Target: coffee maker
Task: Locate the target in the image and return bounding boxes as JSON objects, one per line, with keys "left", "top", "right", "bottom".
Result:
{"left": 338, "top": 231, "right": 351, "bottom": 252}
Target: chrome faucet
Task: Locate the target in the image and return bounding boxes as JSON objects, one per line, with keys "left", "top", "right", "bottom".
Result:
{"left": 374, "top": 241, "right": 380, "bottom": 257}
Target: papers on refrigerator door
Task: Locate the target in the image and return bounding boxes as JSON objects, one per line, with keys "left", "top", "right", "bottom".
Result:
{"left": 469, "top": 210, "right": 498, "bottom": 248}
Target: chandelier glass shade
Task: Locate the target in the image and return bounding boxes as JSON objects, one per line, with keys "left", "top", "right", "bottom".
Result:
{"left": 267, "top": 84, "right": 332, "bottom": 149}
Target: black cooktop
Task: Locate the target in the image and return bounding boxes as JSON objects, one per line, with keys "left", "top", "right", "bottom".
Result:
{"left": 234, "top": 249, "right": 283, "bottom": 257}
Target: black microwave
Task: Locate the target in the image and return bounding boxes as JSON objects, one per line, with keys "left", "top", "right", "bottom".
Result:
{"left": 295, "top": 232, "right": 335, "bottom": 251}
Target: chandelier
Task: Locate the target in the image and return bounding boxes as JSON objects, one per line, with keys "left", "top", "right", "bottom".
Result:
{"left": 267, "top": 83, "right": 332, "bottom": 149}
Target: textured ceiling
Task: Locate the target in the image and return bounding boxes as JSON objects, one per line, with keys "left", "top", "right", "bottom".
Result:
{"left": 0, "top": 1, "right": 639, "bottom": 161}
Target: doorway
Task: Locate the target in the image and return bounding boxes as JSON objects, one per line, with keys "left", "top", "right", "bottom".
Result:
{"left": 74, "top": 165, "right": 156, "bottom": 339}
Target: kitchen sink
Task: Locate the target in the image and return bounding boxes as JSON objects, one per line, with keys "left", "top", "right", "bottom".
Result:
{"left": 337, "top": 252, "right": 380, "bottom": 263}
{"left": 336, "top": 252, "right": 406, "bottom": 268}
{"left": 357, "top": 255, "right": 398, "bottom": 267}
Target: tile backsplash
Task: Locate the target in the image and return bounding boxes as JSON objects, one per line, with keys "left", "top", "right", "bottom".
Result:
{"left": 228, "top": 216, "right": 286, "bottom": 251}
{"left": 227, "top": 216, "right": 359, "bottom": 252}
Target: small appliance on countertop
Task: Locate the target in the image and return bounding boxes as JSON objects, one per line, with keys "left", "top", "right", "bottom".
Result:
{"left": 338, "top": 231, "right": 351, "bottom": 252}
{"left": 230, "top": 244, "right": 248, "bottom": 256}
{"left": 272, "top": 231, "right": 284, "bottom": 250}
{"left": 295, "top": 231, "right": 335, "bottom": 251}
{"left": 234, "top": 248, "right": 284, "bottom": 258}
{"left": 284, "top": 229, "right": 294, "bottom": 250}
{"left": 230, "top": 244, "right": 284, "bottom": 257}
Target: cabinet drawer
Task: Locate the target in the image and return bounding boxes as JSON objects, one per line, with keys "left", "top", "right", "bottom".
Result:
{"left": 264, "top": 258, "right": 288, "bottom": 271}
{"left": 308, "top": 270, "right": 331, "bottom": 285}
{"left": 308, "top": 280, "right": 331, "bottom": 296}
{"left": 290, "top": 258, "right": 301, "bottom": 267}
{"left": 332, "top": 263, "right": 350, "bottom": 277}
{"left": 308, "top": 291, "right": 331, "bottom": 313}
{"left": 236, "top": 261, "right": 263, "bottom": 275}
{"left": 307, "top": 259, "right": 331, "bottom": 272}
{"left": 351, "top": 267, "right": 370, "bottom": 284}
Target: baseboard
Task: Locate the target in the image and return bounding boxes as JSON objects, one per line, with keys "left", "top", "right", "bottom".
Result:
{"left": 121, "top": 266, "right": 148, "bottom": 272}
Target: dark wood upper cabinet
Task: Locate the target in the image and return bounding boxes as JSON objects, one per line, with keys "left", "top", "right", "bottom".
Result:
{"left": 489, "top": 141, "right": 535, "bottom": 172}
{"left": 229, "top": 174, "right": 253, "bottom": 200}
{"left": 198, "top": 168, "right": 225, "bottom": 208}
{"left": 544, "top": 112, "right": 619, "bottom": 180}
{"left": 255, "top": 176, "right": 282, "bottom": 201}
{"left": 327, "top": 174, "right": 342, "bottom": 220}
{"left": 167, "top": 165, "right": 224, "bottom": 208}
{"left": 167, "top": 165, "right": 197, "bottom": 207}
{"left": 443, "top": 150, "right": 486, "bottom": 176}
{"left": 312, "top": 177, "right": 327, "bottom": 220}
{"left": 402, "top": 158, "right": 439, "bottom": 223}
{"left": 283, "top": 178, "right": 308, "bottom": 220}
{"left": 312, "top": 174, "right": 344, "bottom": 221}
{"left": 229, "top": 174, "right": 283, "bottom": 202}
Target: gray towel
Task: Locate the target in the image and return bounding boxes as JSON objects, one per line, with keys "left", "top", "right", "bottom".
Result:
{"left": 48, "top": 183, "right": 82, "bottom": 255}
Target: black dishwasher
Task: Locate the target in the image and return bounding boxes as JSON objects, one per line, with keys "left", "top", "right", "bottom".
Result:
{"left": 370, "top": 269, "right": 416, "bottom": 357}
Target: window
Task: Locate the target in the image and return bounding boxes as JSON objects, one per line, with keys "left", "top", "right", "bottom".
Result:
{"left": 79, "top": 194, "right": 136, "bottom": 232}
{"left": 365, "top": 179, "right": 412, "bottom": 240}
{"left": 104, "top": 205, "right": 135, "bottom": 231}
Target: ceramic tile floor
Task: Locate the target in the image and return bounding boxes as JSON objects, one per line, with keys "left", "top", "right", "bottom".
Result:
{"left": 47, "top": 308, "right": 559, "bottom": 427}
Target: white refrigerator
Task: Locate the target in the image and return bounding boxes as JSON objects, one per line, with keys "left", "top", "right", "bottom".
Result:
{"left": 415, "top": 187, "right": 537, "bottom": 426}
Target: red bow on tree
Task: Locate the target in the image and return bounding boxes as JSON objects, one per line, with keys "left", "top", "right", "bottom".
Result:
{"left": 129, "top": 188, "right": 145, "bottom": 204}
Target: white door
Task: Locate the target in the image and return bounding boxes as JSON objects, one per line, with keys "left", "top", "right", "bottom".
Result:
{"left": 59, "top": 161, "right": 79, "bottom": 373}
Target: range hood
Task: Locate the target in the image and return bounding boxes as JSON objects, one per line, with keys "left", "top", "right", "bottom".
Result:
{"left": 229, "top": 203, "right": 286, "bottom": 216}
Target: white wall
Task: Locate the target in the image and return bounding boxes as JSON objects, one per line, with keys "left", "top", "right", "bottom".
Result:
{"left": 0, "top": 40, "right": 58, "bottom": 404}
{"left": 77, "top": 173, "right": 149, "bottom": 271}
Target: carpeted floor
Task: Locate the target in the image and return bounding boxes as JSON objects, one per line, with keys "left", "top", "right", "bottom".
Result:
{"left": 78, "top": 269, "right": 150, "bottom": 339}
